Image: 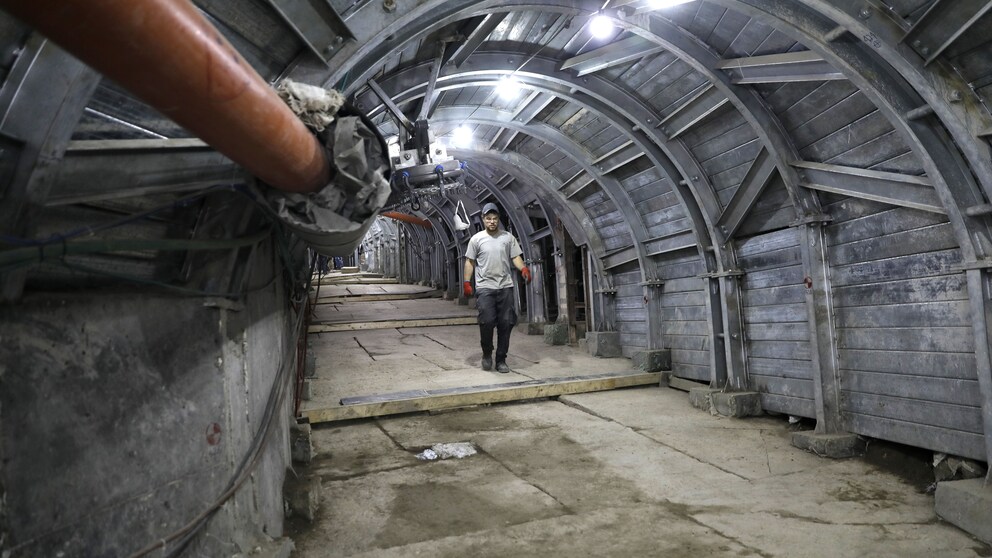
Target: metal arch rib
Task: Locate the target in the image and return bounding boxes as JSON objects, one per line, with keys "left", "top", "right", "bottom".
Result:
{"left": 704, "top": 0, "right": 992, "bottom": 262}
{"left": 309, "top": 0, "right": 820, "bottom": 229}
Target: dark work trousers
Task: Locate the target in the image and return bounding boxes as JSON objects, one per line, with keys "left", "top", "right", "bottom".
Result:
{"left": 476, "top": 287, "right": 518, "bottom": 364}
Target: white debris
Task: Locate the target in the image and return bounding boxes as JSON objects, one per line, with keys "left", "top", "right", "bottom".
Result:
{"left": 416, "top": 442, "right": 477, "bottom": 461}
{"left": 276, "top": 79, "right": 345, "bottom": 132}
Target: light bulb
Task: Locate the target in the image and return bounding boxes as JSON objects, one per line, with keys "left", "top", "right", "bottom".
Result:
{"left": 496, "top": 76, "right": 521, "bottom": 100}
{"left": 452, "top": 125, "right": 472, "bottom": 147}
{"left": 589, "top": 15, "right": 614, "bottom": 39}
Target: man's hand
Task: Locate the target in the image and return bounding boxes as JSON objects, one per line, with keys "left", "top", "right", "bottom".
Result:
{"left": 520, "top": 266, "right": 531, "bottom": 284}
{"left": 463, "top": 281, "right": 473, "bottom": 297}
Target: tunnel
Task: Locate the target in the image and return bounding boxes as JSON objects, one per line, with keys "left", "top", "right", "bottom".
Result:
{"left": 1, "top": 0, "right": 992, "bottom": 555}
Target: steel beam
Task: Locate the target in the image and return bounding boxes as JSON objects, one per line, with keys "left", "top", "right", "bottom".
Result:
{"left": 367, "top": 78, "right": 414, "bottom": 134}
{"left": 446, "top": 12, "right": 507, "bottom": 68}
{"left": 716, "top": 147, "right": 777, "bottom": 242}
{"left": 714, "top": 51, "right": 846, "bottom": 83}
{"left": 264, "top": 0, "right": 351, "bottom": 66}
{"left": 799, "top": 221, "right": 844, "bottom": 434}
{"left": 47, "top": 142, "right": 239, "bottom": 205}
{"left": 560, "top": 35, "right": 664, "bottom": 76}
{"left": 794, "top": 161, "right": 945, "bottom": 214}
{"left": 418, "top": 42, "right": 446, "bottom": 121}
{"left": 902, "top": 0, "right": 992, "bottom": 66}
{"left": 657, "top": 84, "right": 729, "bottom": 140}
{"left": 966, "top": 269, "right": 992, "bottom": 471}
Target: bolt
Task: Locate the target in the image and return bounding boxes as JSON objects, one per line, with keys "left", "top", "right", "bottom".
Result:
{"left": 920, "top": 46, "right": 930, "bottom": 55}
{"left": 403, "top": 153, "right": 412, "bottom": 160}
{"left": 435, "top": 148, "right": 442, "bottom": 154}
{"left": 323, "top": 44, "right": 335, "bottom": 54}
{"left": 858, "top": 6, "right": 871, "bottom": 19}
{"left": 949, "top": 90, "right": 963, "bottom": 103}
{"left": 912, "top": 39, "right": 922, "bottom": 48}
{"left": 383, "top": 0, "right": 396, "bottom": 12}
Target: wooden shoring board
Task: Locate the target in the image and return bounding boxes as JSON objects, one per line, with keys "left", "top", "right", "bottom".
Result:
{"left": 308, "top": 315, "right": 477, "bottom": 333}
{"left": 302, "top": 371, "right": 662, "bottom": 423}
{"left": 317, "top": 278, "right": 398, "bottom": 286}
{"left": 312, "top": 291, "right": 442, "bottom": 304}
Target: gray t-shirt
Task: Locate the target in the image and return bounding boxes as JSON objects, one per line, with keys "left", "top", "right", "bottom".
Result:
{"left": 465, "top": 229, "right": 523, "bottom": 290}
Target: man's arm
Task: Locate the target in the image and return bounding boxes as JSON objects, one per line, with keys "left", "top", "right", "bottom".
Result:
{"left": 512, "top": 255, "right": 531, "bottom": 283}
{"left": 463, "top": 258, "right": 476, "bottom": 297}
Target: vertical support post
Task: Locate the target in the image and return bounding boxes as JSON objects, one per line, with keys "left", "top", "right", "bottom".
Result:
{"left": 562, "top": 234, "right": 579, "bottom": 344}
{"left": 527, "top": 256, "right": 547, "bottom": 324}
{"left": 719, "top": 274, "right": 748, "bottom": 390}
{"left": 703, "top": 276, "right": 729, "bottom": 388}
{"left": 799, "top": 222, "right": 844, "bottom": 434}
{"left": 965, "top": 269, "right": 992, "bottom": 474}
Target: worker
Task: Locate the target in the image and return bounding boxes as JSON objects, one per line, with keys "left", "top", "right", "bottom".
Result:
{"left": 463, "top": 202, "right": 531, "bottom": 373}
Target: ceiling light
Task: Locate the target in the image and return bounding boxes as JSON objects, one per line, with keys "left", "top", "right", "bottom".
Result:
{"left": 452, "top": 125, "right": 473, "bottom": 147}
{"left": 648, "top": 0, "right": 694, "bottom": 8}
{"left": 496, "top": 76, "right": 521, "bottom": 100}
{"left": 589, "top": 15, "right": 614, "bottom": 39}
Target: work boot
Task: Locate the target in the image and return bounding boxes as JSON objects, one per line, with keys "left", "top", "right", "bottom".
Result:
{"left": 495, "top": 361, "right": 510, "bottom": 374}
{"left": 481, "top": 354, "right": 493, "bottom": 371}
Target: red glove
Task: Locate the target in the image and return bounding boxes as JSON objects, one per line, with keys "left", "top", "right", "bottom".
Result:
{"left": 520, "top": 266, "right": 531, "bottom": 283}
{"left": 463, "top": 281, "right": 473, "bottom": 297}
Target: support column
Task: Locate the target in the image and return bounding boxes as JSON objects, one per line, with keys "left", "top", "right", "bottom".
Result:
{"left": 965, "top": 268, "right": 992, "bottom": 474}
{"left": 794, "top": 220, "right": 865, "bottom": 457}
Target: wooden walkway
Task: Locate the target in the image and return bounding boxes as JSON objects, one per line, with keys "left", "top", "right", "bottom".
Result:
{"left": 302, "top": 275, "right": 644, "bottom": 423}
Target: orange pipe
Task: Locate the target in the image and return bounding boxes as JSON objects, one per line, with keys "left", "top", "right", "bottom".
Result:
{"left": 381, "top": 211, "right": 432, "bottom": 228}
{"left": 0, "top": 0, "right": 330, "bottom": 193}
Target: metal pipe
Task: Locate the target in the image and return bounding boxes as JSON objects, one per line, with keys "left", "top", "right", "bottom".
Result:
{"left": 381, "top": 211, "right": 432, "bottom": 228}
{"left": 0, "top": 0, "right": 330, "bottom": 193}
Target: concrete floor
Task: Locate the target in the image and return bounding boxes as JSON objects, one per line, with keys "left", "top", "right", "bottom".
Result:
{"left": 290, "top": 280, "right": 991, "bottom": 557}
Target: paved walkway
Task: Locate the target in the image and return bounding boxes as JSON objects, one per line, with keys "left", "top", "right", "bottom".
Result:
{"left": 290, "top": 278, "right": 990, "bottom": 557}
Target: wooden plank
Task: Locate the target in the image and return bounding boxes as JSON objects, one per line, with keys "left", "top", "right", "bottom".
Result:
{"left": 844, "top": 413, "right": 986, "bottom": 462}
{"left": 317, "top": 277, "right": 399, "bottom": 285}
{"left": 758, "top": 393, "right": 816, "bottom": 418}
{"left": 837, "top": 349, "right": 976, "bottom": 380}
{"left": 842, "top": 370, "right": 982, "bottom": 407}
{"left": 666, "top": 375, "right": 708, "bottom": 392}
{"left": 313, "top": 291, "right": 442, "bottom": 304}
{"left": 750, "top": 374, "right": 815, "bottom": 400}
{"left": 835, "top": 300, "right": 971, "bottom": 328}
{"left": 836, "top": 326, "right": 975, "bottom": 352}
{"left": 308, "top": 316, "right": 477, "bottom": 333}
{"left": 302, "top": 371, "right": 663, "bottom": 423}
{"left": 841, "top": 391, "right": 983, "bottom": 434}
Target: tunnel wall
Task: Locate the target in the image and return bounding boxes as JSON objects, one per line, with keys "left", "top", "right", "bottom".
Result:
{"left": 0, "top": 240, "right": 294, "bottom": 556}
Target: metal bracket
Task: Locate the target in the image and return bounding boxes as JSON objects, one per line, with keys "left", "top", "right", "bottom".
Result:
{"left": 639, "top": 279, "right": 665, "bottom": 287}
{"left": 789, "top": 213, "right": 833, "bottom": 227}
{"left": 697, "top": 270, "right": 745, "bottom": 279}
{"left": 951, "top": 259, "right": 992, "bottom": 272}
{"left": 595, "top": 289, "right": 618, "bottom": 295}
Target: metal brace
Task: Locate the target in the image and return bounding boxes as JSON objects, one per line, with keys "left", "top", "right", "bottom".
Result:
{"left": 697, "top": 270, "right": 745, "bottom": 280}
{"left": 639, "top": 279, "right": 665, "bottom": 287}
{"left": 595, "top": 288, "right": 618, "bottom": 295}
{"left": 950, "top": 259, "right": 992, "bottom": 272}
{"left": 789, "top": 213, "right": 833, "bottom": 227}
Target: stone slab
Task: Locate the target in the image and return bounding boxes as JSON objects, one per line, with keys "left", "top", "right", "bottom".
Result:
{"left": 543, "top": 322, "right": 568, "bottom": 346}
{"left": 688, "top": 387, "right": 720, "bottom": 413}
{"left": 791, "top": 431, "right": 866, "bottom": 458}
{"left": 632, "top": 349, "right": 670, "bottom": 372}
{"left": 291, "top": 422, "right": 314, "bottom": 464}
{"left": 935, "top": 478, "right": 992, "bottom": 544}
{"left": 527, "top": 322, "right": 545, "bottom": 335}
{"left": 711, "top": 391, "right": 763, "bottom": 418}
{"left": 586, "top": 331, "right": 621, "bottom": 357}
